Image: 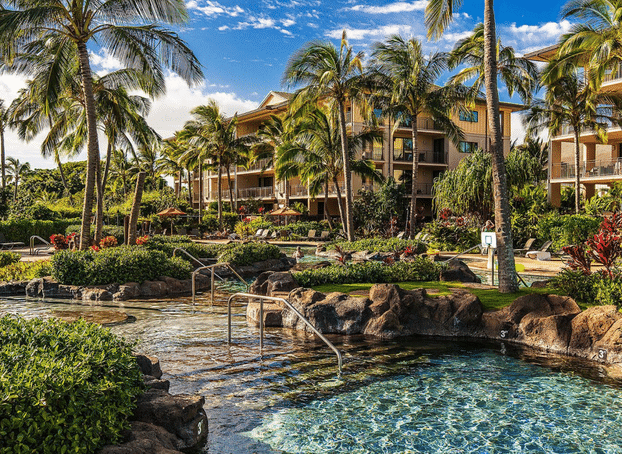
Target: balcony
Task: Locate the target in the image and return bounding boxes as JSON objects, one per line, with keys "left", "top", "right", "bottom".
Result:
{"left": 237, "top": 158, "right": 273, "bottom": 173}
{"left": 604, "top": 63, "right": 622, "bottom": 85}
{"left": 551, "top": 158, "right": 622, "bottom": 180}
{"left": 393, "top": 150, "right": 447, "bottom": 164}
{"left": 290, "top": 184, "right": 309, "bottom": 197}
{"left": 397, "top": 117, "right": 441, "bottom": 131}
{"left": 402, "top": 183, "right": 434, "bottom": 196}
{"left": 363, "top": 150, "right": 384, "bottom": 161}
{"left": 210, "top": 186, "right": 275, "bottom": 200}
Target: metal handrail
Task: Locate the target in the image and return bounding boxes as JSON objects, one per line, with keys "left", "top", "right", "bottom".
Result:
{"left": 227, "top": 292, "right": 343, "bottom": 375}
{"left": 173, "top": 247, "right": 207, "bottom": 268}
{"left": 443, "top": 244, "right": 482, "bottom": 263}
{"left": 30, "top": 235, "right": 51, "bottom": 255}
{"left": 192, "top": 262, "right": 250, "bottom": 304}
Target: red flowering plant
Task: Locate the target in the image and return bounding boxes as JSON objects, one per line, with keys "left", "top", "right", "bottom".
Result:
{"left": 562, "top": 244, "right": 592, "bottom": 275}
{"left": 136, "top": 235, "right": 149, "bottom": 246}
{"left": 239, "top": 205, "right": 247, "bottom": 214}
{"left": 91, "top": 245, "right": 100, "bottom": 252}
{"left": 50, "top": 234, "right": 68, "bottom": 250}
{"left": 99, "top": 236, "right": 118, "bottom": 249}
{"left": 258, "top": 206, "right": 265, "bottom": 215}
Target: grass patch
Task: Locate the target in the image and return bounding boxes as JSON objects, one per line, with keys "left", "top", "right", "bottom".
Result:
{"left": 312, "top": 281, "right": 556, "bottom": 311}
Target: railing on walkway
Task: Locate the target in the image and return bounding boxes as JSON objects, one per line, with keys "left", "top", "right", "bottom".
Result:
{"left": 173, "top": 247, "right": 208, "bottom": 268}
{"left": 551, "top": 158, "right": 622, "bottom": 179}
{"left": 192, "top": 263, "right": 250, "bottom": 304}
{"left": 227, "top": 292, "right": 343, "bottom": 375}
{"left": 30, "top": 235, "right": 51, "bottom": 255}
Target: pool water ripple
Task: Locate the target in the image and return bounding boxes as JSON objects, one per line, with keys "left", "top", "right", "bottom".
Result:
{"left": 249, "top": 351, "right": 622, "bottom": 453}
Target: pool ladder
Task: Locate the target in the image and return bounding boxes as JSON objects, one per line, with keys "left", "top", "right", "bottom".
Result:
{"left": 30, "top": 235, "right": 52, "bottom": 255}
{"left": 227, "top": 292, "right": 343, "bottom": 375}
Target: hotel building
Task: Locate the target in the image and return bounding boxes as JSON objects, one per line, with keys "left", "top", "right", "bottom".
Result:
{"left": 185, "top": 91, "right": 522, "bottom": 217}
{"left": 526, "top": 45, "right": 622, "bottom": 206}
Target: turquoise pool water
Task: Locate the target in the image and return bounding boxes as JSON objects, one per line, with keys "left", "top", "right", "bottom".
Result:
{"left": 250, "top": 348, "right": 622, "bottom": 453}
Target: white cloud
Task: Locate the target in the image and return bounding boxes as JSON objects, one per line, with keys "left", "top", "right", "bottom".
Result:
{"left": 89, "top": 49, "right": 123, "bottom": 73}
{"left": 186, "top": 0, "right": 244, "bottom": 17}
{"left": 282, "top": 18, "right": 296, "bottom": 27}
{"left": 348, "top": 1, "right": 428, "bottom": 14}
{"left": 147, "top": 74, "right": 258, "bottom": 139}
{"left": 502, "top": 20, "right": 574, "bottom": 53}
{"left": 326, "top": 24, "right": 415, "bottom": 40}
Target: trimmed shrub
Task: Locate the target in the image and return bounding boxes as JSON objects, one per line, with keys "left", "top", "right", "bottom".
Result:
{"left": 293, "top": 259, "right": 443, "bottom": 287}
{"left": 550, "top": 269, "right": 599, "bottom": 306}
{"left": 0, "top": 218, "right": 81, "bottom": 244}
{"left": 287, "top": 220, "right": 333, "bottom": 236}
{"left": 331, "top": 238, "right": 427, "bottom": 254}
{"left": 537, "top": 214, "right": 602, "bottom": 251}
{"left": 218, "top": 242, "right": 282, "bottom": 266}
{"left": 0, "top": 251, "right": 20, "bottom": 267}
{"left": 0, "top": 260, "right": 51, "bottom": 282}
{"left": 595, "top": 275, "right": 622, "bottom": 308}
{"left": 65, "top": 225, "right": 125, "bottom": 244}
{"left": 0, "top": 316, "right": 143, "bottom": 454}
{"left": 50, "top": 246, "right": 192, "bottom": 286}
{"left": 234, "top": 217, "right": 275, "bottom": 237}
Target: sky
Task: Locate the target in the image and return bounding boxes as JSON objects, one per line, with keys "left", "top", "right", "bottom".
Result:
{"left": 0, "top": 0, "right": 572, "bottom": 170}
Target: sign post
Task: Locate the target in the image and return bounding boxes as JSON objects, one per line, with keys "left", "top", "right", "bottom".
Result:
{"left": 481, "top": 232, "right": 498, "bottom": 287}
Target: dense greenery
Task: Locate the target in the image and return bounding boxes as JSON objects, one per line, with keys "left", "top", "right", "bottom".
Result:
{"left": 0, "top": 260, "right": 51, "bottom": 282}
{"left": 353, "top": 178, "right": 408, "bottom": 236}
{"left": 0, "top": 316, "right": 143, "bottom": 454}
{"left": 536, "top": 214, "right": 601, "bottom": 251}
{"left": 0, "top": 251, "right": 20, "bottom": 267}
{"left": 423, "top": 212, "right": 480, "bottom": 252}
{"left": 331, "top": 238, "right": 427, "bottom": 254}
{"left": 145, "top": 235, "right": 282, "bottom": 266}
{"left": 50, "top": 247, "right": 191, "bottom": 286}
{"left": 0, "top": 218, "right": 81, "bottom": 244}
{"left": 293, "top": 259, "right": 443, "bottom": 287}
{"left": 65, "top": 225, "right": 125, "bottom": 244}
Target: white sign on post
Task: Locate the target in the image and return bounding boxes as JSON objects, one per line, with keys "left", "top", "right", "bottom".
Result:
{"left": 481, "top": 232, "right": 497, "bottom": 249}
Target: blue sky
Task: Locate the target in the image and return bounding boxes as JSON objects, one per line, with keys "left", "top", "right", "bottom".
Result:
{"left": 0, "top": 0, "right": 572, "bottom": 169}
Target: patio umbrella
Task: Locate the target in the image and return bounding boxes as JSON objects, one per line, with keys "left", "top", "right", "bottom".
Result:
{"left": 156, "top": 207, "right": 186, "bottom": 235}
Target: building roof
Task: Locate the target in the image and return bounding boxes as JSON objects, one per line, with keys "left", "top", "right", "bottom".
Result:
{"left": 524, "top": 44, "right": 559, "bottom": 62}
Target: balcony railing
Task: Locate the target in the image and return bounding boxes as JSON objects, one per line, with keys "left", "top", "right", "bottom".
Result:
{"left": 210, "top": 186, "right": 275, "bottom": 200}
{"left": 364, "top": 150, "right": 384, "bottom": 161}
{"left": 397, "top": 117, "right": 441, "bottom": 131}
{"left": 237, "top": 158, "right": 272, "bottom": 173}
{"left": 290, "top": 185, "right": 309, "bottom": 197}
{"left": 393, "top": 150, "right": 447, "bottom": 164}
{"left": 551, "top": 158, "right": 622, "bottom": 179}
{"left": 604, "top": 63, "right": 622, "bottom": 84}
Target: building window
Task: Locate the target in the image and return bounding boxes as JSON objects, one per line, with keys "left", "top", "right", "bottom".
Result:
{"left": 393, "top": 138, "right": 414, "bottom": 161}
{"left": 373, "top": 108, "right": 382, "bottom": 119}
{"left": 459, "top": 141, "right": 478, "bottom": 153}
{"left": 459, "top": 110, "right": 479, "bottom": 122}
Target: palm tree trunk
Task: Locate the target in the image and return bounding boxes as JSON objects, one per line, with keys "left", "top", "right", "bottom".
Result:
{"left": 77, "top": 41, "right": 100, "bottom": 250}
{"left": 484, "top": 0, "right": 518, "bottom": 293}
{"left": 324, "top": 178, "right": 333, "bottom": 229}
{"left": 333, "top": 176, "right": 347, "bottom": 231}
{"left": 127, "top": 172, "right": 146, "bottom": 245}
{"left": 95, "top": 157, "right": 104, "bottom": 243}
{"left": 187, "top": 167, "right": 193, "bottom": 206}
{"left": 198, "top": 165, "right": 203, "bottom": 219}
{"left": 102, "top": 142, "right": 112, "bottom": 193}
{"left": 217, "top": 158, "right": 223, "bottom": 226}
{"left": 409, "top": 114, "right": 420, "bottom": 239}
{"left": 337, "top": 101, "right": 355, "bottom": 241}
{"left": 573, "top": 129, "right": 581, "bottom": 214}
{"left": 12, "top": 175, "right": 17, "bottom": 203}
{"left": 226, "top": 165, "right": 234, "bottom": 213}
{"left": 55, "top": 152, "right": 69, "bottom": 197}
{"left": 177, "top": 170, "right": 182, "bottom": 198}
{"left": 1, "top": 130, "right": 5, "bottom": 191}
{"left": 285, "top": 180, "right": 290, "bottom": 207}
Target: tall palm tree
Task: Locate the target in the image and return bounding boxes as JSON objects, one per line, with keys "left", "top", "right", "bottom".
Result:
{"left": 524, "top": 66, "right": 622, "bottom": 213}
{"left": 6, "top": 157, "right": 30, "bottom": 203}
{"left": 0, "top": 1, "right": 203, "bottom": 250}
{"left": 426, "top": 0, "right": 518, "bottom": 293}
{"left": 284, "top": 31, "right": 364, "bottom": 241}
{"left": 0, "top": 99, "right": 7, "bottom": 190}
{"left": 109, "top": 149, "right": 132, "bottom": 198}
{"left": 159, "top": 138, "right": 186, "bottom": 198}
{"left": 370, "top": 35, "right": 465, "bottom": 239}
{"left": 276, "top": 105, "right": 383, "bottom": 229}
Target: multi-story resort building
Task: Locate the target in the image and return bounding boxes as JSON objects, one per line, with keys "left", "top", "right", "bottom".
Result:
{"left": 526, "top": 45, "right": 622, "bottom": 206}
{"left": 186, "top": 90, "right": 522, "bottom": 218}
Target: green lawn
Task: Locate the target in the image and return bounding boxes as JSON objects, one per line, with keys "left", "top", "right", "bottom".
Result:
{"left": 312, "top": 281, "right": 554, "bottom": 311}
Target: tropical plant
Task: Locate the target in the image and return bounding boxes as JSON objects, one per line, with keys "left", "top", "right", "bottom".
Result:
{"left": 425, "top": 0, "right": 518, "bottom": 292}
{"left": 370, "top": 35, "right": 465, "bottom": 238}
{"left": 6, "top": 157, "right": 30, "bottom": 203}
{"left": 0, "top": 99, "right": 8, "bottom": 190}
{"left": 284, "top": 31, "right": 365, "bottom": 241}
{"left": 0, "top": 0, "right": 203, "bottom": 250}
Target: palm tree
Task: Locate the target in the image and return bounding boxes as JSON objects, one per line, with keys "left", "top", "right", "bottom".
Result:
{"left": 0, "top": 1, "right": 203, "bottom": 250}
{"left": 284, "top": 31, "right": 364, "bottom": 241}
{"left": 6, "top": 157, "right": 30, "bottom": 203}
{"left": 159, "top": 138, "right": 186, "bottom": 198}
{"left": 524, "top": 66, "right": 622, "bottom": 213}
{"left": 370, "top": 35, "right": 464, "bottom": 239}
{"left": 109, "top": 149, "right": 133, "bottom": 198}
{"left": 552, "top": 0, "right": 622, "bottom": 91}
{"left": 276, "top": 105, "right": 383, "bottom": 229}
{"left": 0, "top": 99, "right": 8, "bottom": 190}
{"left": 426, "top": 0, "right": 519, "bottom": 293}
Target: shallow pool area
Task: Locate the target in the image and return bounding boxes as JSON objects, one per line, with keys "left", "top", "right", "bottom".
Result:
{"left": 2, "top": 294, "right": 621, "bottom": 453}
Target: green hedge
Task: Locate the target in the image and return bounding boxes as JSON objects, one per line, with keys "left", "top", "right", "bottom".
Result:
{"left": 0, "top": 261, "right": 51, "bottom": 282}
{"left": 537, "top": 214, "right": 602, "bottom": 251}
{"left": 65, "top": 225, "right": 125, "bottom": 244}
{"left": 0, "top": 251, "right": 20, "bottom": 267}
{"left": 50, "top": 246, "right": 192, "bottom": 286}
{"left": 218, "top": 242, "right": 282, "bottom": 266}
{"left": 0, "top": 316, "right": 143, "bottom": 454}
{"left": 293, "top": 259, "right": 443, "bottom": 287}
{"left": 287, "top": 221, "right": 333, "bottom": 236}
{"left": 331, "top": 238, "right": 427, "bottom": 254}
{"left": 0, "top": 218, "right": 81, "bottom": 244}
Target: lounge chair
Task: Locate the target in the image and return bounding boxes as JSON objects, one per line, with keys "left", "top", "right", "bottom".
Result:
{"left": 514, "top": 238, "right": 536, "bottom": 256}
{"left": 318, "top": 231, "right": 330, "bottom": 241}
{"left": 526, "top": 240, "right": 553, "bottom": 260}
{"left": 307, "top": 230, "right": 317, "bottom": 241}
{"left": 413, "top": 231, "right": 422, "bottom": 240}
{"left": 259, "top": 230, "right": 270, "bottom": 240}
{"left": 271, "top": 231, "right": 278, "bottom": 239}
{"left": 0, "top": 233, "right": 25, "bottom": 250}
{"left": 397, "top": 231, "right": 406, "bottom": 239}
{"left": 254, "top": 229, "right": 264, "bottom": 239}
{"left": 190, "top": 228, "right": 200, "bottom": 238}
{"left": 178, "top": 227, "right": 188, "bottom": 236}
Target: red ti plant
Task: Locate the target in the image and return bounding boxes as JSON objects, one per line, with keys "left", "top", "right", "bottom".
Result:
{"left": 50, "top": 234, "right": 68, "bottom": 250}
{"left": 562, "top": 244, "right": 592, "bottom": 275}
{"left": 586, "top": 225, "right": 622, "bottom": 279}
